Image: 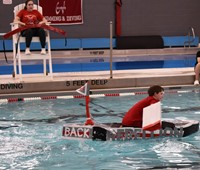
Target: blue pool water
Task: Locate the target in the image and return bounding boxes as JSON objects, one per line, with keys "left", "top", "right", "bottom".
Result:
{"left": 0, "top": 54, "right": 196, "bottom": 75}
{"left": 1, "top": 90, "right": 200, "bottom": 170}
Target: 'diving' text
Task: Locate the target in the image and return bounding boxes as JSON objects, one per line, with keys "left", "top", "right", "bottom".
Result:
{"left": 1, "top": 83, "right": 23, "bottom": 90}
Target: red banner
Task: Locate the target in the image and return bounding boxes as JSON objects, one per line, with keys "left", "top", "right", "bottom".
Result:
{"left": 39, "top": 0, "right": 83, "bottom": 25}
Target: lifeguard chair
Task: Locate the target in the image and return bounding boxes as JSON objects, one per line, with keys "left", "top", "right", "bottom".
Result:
{"left": 11, "top": 3, "right": 53, "bottom": 81}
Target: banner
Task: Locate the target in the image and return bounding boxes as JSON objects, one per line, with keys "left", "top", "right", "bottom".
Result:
{"left": 3, "top": 0, "right": 12, "bottom": 4}
{"left": 39, "top": 0, "right": 83, "bottom": 25}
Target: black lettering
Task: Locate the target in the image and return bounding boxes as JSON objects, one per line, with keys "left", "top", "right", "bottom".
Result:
{"left": 0, "top": 84, "right": 6, "bottom": 89}
{"left": 96, "top": 80, "right": 100, "bottom": 85}
{"left": 91, "top": 80, "right": 108, "bottom": 85}
{"left": 11, "top": 84, "right": 17, "bottom": 89}
{"left": 73, "top": 81, "right": 79, "bottom": 86}
{"left": 91, "top": 80, "right": 95, "bottom": 85}
{"left": 73, "top": 80, "right": 86, "bottom": 86}
{"left": 18, "top": 83, "right": 23, "bottom": 89}
{"left": 0, "top": 83, "right": 23, "bottom": 90}
{"left": 66, "top": 81, "right": 70, "bottom": 86}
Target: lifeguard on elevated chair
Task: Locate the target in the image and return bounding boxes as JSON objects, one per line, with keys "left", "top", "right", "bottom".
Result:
{"left": 11, "top": 0, "right": 53, "bottom": 80}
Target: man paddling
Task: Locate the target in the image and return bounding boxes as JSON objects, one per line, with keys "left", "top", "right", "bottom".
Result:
{"left": 121, "top": 85, "right": 164, "bottom": 129}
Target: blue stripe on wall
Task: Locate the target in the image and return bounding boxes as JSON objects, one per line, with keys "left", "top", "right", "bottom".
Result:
{"left": 0, "top": 36, "right": 198, "bottom": 51}
{"left": 162, "top": 36, "right": 199, "bottom": 47}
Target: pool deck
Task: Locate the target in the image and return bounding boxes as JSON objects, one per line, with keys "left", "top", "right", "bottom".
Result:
{"left": 0, "top": 47, "right": 199, "bottom": 99}
{"left": 0, "top": 67, "right": 196, "bottom": 99}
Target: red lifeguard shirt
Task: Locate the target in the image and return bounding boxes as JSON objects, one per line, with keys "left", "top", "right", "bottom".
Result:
{"left": 122, "top": 96, "right": 159, "bottom": 127}
{"left": 17, "top": 9, "right": 43, "bottom": 25}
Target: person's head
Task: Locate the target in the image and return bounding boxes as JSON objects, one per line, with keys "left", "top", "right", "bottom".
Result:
{"left": 148, "top": 85, "right": 164, "bottom": 101}
{"left": 24, "top": 0, "right": 34, "bottom": 11}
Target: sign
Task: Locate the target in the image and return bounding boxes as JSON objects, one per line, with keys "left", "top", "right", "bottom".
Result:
{"left": 3, "top": 0, "right": 12, "bottom": 4}
{"left": 39, "top": 0, "right": 83, "bottom": 25}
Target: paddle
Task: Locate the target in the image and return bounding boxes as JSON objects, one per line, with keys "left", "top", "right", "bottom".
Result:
{"left": 142, "top": 102, "right": 162, "bottom": 131}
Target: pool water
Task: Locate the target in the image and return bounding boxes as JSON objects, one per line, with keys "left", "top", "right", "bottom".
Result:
{"left": 1, "top": 90, "right": 200, "bottom": 170}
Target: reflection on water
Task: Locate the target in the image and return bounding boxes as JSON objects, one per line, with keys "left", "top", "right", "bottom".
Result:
{"left": 154, "top": 139, "right": 197, "bottom": 164}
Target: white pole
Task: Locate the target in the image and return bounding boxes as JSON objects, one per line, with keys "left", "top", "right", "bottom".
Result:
{"left": 109, "top": 21, "right": 113, "bottom": 79}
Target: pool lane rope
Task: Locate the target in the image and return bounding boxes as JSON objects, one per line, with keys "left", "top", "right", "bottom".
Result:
{"left": 0, "top": 89, "right": 198, "bottom": 104}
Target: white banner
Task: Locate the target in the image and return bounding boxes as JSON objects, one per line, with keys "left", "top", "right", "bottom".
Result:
{"left": 3, "top": 0, "right": 12, "bottom": 4}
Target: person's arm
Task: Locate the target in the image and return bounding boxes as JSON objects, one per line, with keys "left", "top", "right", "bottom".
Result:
{"left": 197, "top": 57, "right": 200, "bottom": 64}
{"left": 38, "top": 17, "right": 47, "bottom": 25}
{"left": 194, "top": 57, "right": 200, "bottom": 81}
{"left": 13, "top": 16, "right": 26, "bottom": 26}
{"left": 13, "top": 10, "right": 26, "bottom": 26}
{"left": 37, "top": 10, "right": 47, "bottom": 25}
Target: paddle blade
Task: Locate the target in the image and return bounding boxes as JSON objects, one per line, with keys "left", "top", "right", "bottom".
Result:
{"left": 142, "top": 102, "right": 161, "bottom": 131}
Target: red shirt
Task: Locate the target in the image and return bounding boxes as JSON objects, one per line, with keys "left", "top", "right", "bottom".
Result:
{"left": 122, "top": 96, "right": 159, "bottom": 127}
{"left": 17, "top": 9, "right": 43, "bottom": 25}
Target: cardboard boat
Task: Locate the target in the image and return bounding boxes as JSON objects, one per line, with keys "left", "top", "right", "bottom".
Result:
{"left": 62, "top": 119, "right": 199, "bottom": 141}
{"left": 62, "top": 83, "right": 199, "bottom": 141}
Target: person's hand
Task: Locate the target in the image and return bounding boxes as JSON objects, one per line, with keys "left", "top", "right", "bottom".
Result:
{"left": 38, "top": 21, "right": 47, "bottom": 25}
{"left": 14, "top": 21, "right": 26, "bottom": 26}
{"left": 19, "top": 22, "right": 26, "bottom": 26}
{"left": 16, "top": 21, "right": 26, "bottom": 27}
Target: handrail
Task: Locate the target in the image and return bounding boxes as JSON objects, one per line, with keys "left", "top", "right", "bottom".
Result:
{"left": 109, "top": 21, "right": 113, "bottom": 79}
{"left": 184, "top": 27, "right": 196, "bottom": 48}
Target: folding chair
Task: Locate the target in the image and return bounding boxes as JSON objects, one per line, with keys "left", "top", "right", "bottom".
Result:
{"left": 11, "top": 3, "right": 53, "bottom": 81}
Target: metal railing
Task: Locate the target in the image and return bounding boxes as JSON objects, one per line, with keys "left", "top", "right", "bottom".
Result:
{"left": 109, "top": 21, "right": 113, "bottom": 79}
{"left": 184, "top": 27, "right": 196, "bottom": 48}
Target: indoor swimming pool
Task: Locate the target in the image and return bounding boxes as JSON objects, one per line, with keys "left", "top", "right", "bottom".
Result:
{"left": 1, "top": 88, "right": 200, "bottom": 170}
